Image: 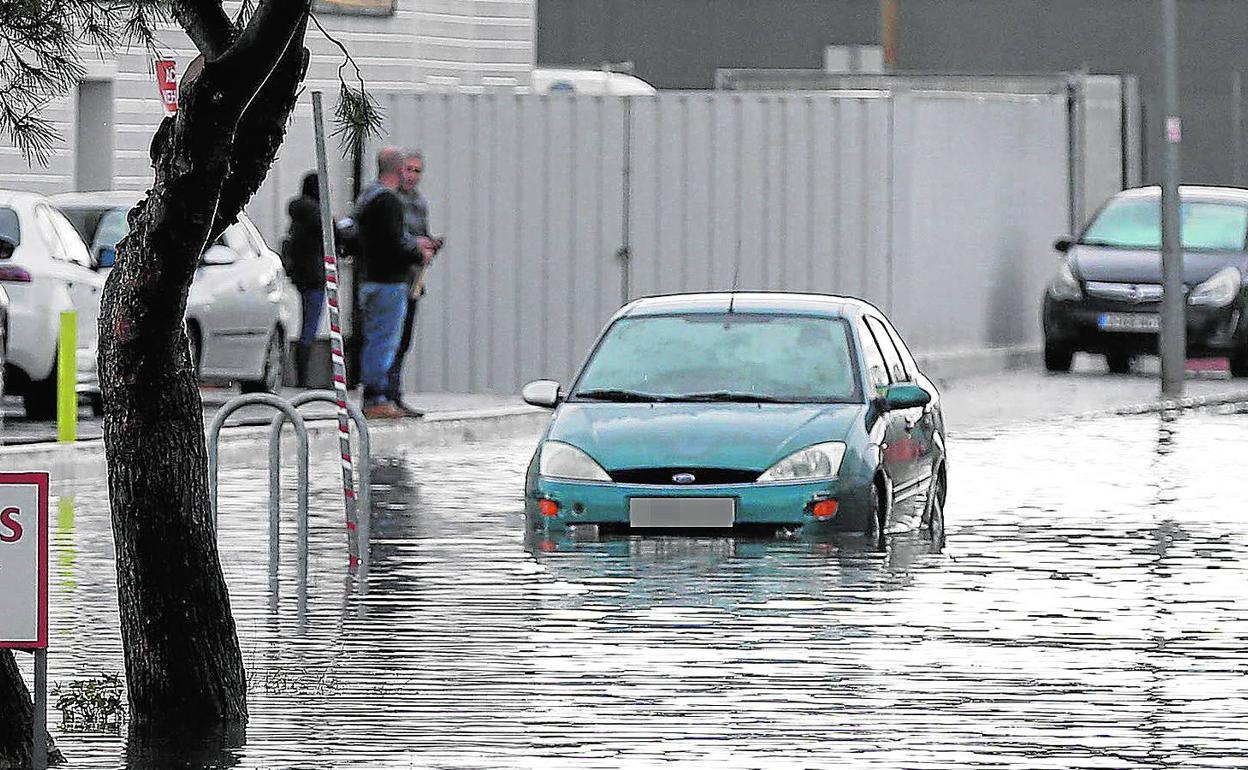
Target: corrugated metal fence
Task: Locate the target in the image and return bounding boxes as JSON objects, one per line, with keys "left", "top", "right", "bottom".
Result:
{"left": 251, "top": 89, "right": 1077, "bottom": 394}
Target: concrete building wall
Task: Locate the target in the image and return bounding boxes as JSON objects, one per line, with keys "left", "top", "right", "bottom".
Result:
{"left": 536, "top": 0, "right": 1243, "bottom": 186}
{"left": 0, "top": 0, "right": 537, "bottom": 208}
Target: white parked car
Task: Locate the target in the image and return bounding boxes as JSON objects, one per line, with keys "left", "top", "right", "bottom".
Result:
{"left": 531, "top": 67, "right": 658, "bottom": 96}
{"left": 50, "top": 192, "right": 299, "bottom": 394}
{"left": 0, "top": 190, "right": 104, "bottom": 419}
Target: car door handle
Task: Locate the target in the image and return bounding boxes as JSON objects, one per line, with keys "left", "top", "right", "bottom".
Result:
{"left": 237, "top": 281, "right": 247, "bottom": 292}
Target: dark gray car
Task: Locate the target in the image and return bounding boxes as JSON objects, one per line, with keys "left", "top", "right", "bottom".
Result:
{"left": 1042, "top": 185, "right": 1248, "bottom": 376}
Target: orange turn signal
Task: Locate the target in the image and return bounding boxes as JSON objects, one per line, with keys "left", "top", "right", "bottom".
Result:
{"left": 538, "top": 499, "right": 560, "bottom": 518}
{"left": 812, "top": 499, "right": 839, "bottom": 520}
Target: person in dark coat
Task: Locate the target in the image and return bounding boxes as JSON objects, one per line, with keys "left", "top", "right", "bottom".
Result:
{"left": 284, "top": 172, "right": 327, "bottom": 387}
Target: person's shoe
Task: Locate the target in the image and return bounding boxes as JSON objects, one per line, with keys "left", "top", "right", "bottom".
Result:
{"left": 363, "top": 401, "right": 406, "bottom": 420}
{"left": 386, "top": 391, "right": 425, "bottom": 418}
{"left": 394, "top": 399, "right": 425, "bottom": 418}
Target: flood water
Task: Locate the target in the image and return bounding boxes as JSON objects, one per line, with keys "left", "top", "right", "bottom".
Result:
{"left": 27, "top": 408, "right": 1248, "bottom": 768}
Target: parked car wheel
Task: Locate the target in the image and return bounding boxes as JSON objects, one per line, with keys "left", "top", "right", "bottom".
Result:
{"left": 866, "top": 480, "right": 886, "bottom": 550}
{"left": 1231, "top": 347, "right": 1248, "bottom": 378}
{"left": 89, "top": 393, "right": 104, "bottom": 417}
{"left": 240, "top": 330, "right": 284, "bottom": 394}
{"left": 1106, "top": 352, "right": 1132, "bottom": 374}
{"left": 1044, "top": 342, "right": 1073, "bottom": 373}
{"left": 187, "top": 326, "right": 202, "bottom": 380}
{"left": 922, "top": 472, "right": 946, "bottom": 548}
{"left": 22, "top": 372, "right": 56, "bottom": 420}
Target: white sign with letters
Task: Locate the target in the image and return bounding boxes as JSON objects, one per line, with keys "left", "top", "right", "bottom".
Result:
{"left": 0, "top": 473, "right": 48, "bottom": 649}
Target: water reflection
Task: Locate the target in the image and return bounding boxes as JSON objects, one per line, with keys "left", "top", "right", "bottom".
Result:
{"left": 36, "top": 413, "right": 1248, "bottom": 768}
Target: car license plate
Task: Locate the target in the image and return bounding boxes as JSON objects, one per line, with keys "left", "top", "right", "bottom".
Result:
{"left": 629, "top": 498, "right": 735, "bottom": 528}
{"left": 1098, "top": 312, "right": 1160, "bottom": 333}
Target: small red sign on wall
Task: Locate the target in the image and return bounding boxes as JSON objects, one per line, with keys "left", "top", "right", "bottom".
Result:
{"left": 155, "top": 59, "right": 179, "bottom": 115}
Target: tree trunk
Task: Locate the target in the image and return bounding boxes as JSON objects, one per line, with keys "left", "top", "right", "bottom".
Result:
{"left": 96, "top": 1, "right": 309, "bottom": 745}
{"left": 0, "top": 651, "right": 64, "bottom": 768}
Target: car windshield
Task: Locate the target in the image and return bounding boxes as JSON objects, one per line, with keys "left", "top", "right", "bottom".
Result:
{"left": 1082, "top": 197, "right": 1248, "bottom": 251}
{"left": 91, "top": 209, "right": 130, "bottom": 251}
{"left": 0, "top": 207, "right": 18, "bottom": 246}
{"left": 571, "top": 313, "right": 861, "bottom": 404}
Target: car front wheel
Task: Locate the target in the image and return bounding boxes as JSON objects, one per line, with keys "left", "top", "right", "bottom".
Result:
{"left": 1106, "top": 352, "right": 1131, "bottom": 374}
{"left": 1231, "top": 346, "right": 1248, "bottom": 378}
{"left": 240, "top": 331, "right": 284, "bottom": 394}
{"left": 1044, "top": 342, "right": 1073, "bottom": 373}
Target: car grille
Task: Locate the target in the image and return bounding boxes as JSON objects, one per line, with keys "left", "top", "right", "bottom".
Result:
{"left": 1084, "top": 281, "right": 1165, "bottom": 304}
{"left": 609, "top": 467, "right": 760, "bottom": 485}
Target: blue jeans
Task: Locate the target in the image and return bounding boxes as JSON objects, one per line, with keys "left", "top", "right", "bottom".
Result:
{"left": 299, "top": 288, "right": 324, "bottom": 346}
{"left": 358, "top": 282, "right": 408, "bottom": 402}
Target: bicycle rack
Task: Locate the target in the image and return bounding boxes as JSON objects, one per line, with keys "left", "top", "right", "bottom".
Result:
{"left": 206, "top": 390, "right": 372, "bottom": 570}
{"left": 267, "top": 390, "right": 372, "bottom": 573}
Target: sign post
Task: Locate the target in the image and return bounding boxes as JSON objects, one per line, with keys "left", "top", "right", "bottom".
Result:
{"left": 1, "top": 472, "right": 50, "bottom": 769}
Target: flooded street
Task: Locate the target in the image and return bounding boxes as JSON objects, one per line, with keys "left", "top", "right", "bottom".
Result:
{"left": 31, "top": 408, "right": 1248, "bottom": 768}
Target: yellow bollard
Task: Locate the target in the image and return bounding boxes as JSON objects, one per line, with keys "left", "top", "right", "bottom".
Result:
{"left": 58, "top": 311, "right": 77, "bottom": 443}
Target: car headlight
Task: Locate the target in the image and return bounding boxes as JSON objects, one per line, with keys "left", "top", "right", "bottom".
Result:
{"left": 539, "top": 441, "right": 611, "bottom": 481}
{"left": 757, "top": 442, "right": 846, "bottom": 483}
{"left": 1188, "top": 266, "right": 1241, "bottom": 307}
{"left": 1048, "top": 260, "right": 1083, "bottom": 301}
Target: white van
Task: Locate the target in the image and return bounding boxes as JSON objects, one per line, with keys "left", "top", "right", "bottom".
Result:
{"left": 531, "top": 68, "right": 657, "bottom": 96}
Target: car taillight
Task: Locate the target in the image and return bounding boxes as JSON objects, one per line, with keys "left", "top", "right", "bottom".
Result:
{"left": 0, "top": 265, "right": 31, "bottom": 283}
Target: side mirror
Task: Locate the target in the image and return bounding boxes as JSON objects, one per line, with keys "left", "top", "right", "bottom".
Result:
{"left": 883, "top": 383, "right": 931, "bottom": 411}
{"left": 200, "top": 244, "right": 237, "bottom": 266}
{"left": 522, "top": 379, "right": 562, "bottom": 408}
{"left": 0, "top": 236, "right": 15, "bottom": 260}
{"left": 95, "top": 245, "right": 116, "bottom": 269}
{"left": 1054, "top": 237, "right": 1073, "bottom": 253}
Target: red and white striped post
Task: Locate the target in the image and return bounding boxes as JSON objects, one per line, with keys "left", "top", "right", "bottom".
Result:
{"left": 312, "top": 91, "right": 360, "bottom": 568}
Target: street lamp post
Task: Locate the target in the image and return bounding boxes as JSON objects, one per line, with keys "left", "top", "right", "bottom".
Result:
{"left": 1160, "top": 0, "right": 1185, "bottom": 397}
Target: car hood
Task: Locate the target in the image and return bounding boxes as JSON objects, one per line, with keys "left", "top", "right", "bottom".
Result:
{"left": 545, "top": 402, "right": 866, "bottom": 471}
{"left": 1071, "top": 245, "right": 1248, "bottom": 285}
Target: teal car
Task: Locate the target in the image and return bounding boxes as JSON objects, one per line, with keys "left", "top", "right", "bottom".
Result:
{"left": 522, "top": 292, "right": 947, "bottom": 538}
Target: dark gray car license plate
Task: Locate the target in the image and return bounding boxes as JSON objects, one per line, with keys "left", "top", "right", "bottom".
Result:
{"left": 629, "top": 497, "right": 736, "bottom": 528}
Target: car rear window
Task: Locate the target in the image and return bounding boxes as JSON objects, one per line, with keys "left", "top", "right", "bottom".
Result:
{"left": 572, "top": 313, "right": 862, "bottom": 403}
{"left": 0, "top": 207, "right": 19, "bottom": 246}
{"left": 1082, "top": 197, "right": 1248, "bottom": 251}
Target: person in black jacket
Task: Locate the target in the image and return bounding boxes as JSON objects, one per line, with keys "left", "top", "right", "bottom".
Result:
{"left": 283, "top": 172, "right": 327, "bottom": 387}
{"left": 353, "top": 147, "right": 427, "bottom": 418}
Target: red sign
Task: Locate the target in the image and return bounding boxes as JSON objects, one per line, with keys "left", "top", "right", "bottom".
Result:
{"left": 155, "top": 59, "right": 179, "bottom": 115}
{"left": 0, "top": 472, "right": 49, "bottom": 649}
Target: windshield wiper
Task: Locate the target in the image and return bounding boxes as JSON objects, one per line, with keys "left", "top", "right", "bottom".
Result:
{"left": 574, "top": 388, "right": 670, "bottom": 403}
{"left": 673, "top": 391, "right": 786, "bottom": 403}
{"left": 1079, "top": 239, "right": 1133, "bottom": 248}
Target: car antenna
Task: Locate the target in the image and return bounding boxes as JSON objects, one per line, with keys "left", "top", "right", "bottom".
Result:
{"left": 728, "top": 236, "right": 741, "bottom": 313}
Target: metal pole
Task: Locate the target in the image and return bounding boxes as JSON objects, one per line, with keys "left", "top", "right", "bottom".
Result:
{"left": 57, "top": 311, "right": 76, "bottom": 443}
{"left": 32, "top": 649, "right": 47, "bottom": 770}
{"left": 1160, "top": 0, "right": 1185, "bottom": 397}
{"left": 1233, "top": 70, "right": 1243, "bottom": 187}
{"left": 312, "top": 91, "right": 361, "bottom": 568}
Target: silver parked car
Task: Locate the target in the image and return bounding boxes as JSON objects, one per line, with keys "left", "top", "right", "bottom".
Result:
{"left": 50, "top": 192, "right": 299, "bottom": 393}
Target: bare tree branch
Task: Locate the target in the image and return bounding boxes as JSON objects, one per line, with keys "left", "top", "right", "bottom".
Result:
{"left": 169, "top": 0, "right": 235, "bottom": 61}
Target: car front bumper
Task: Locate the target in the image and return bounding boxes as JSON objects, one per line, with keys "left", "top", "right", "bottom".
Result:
{"left": 527, "top": 476, "right": 873, "bottom": 531}
{"left": 1043, "top": 296, "right": 1246, "bottom": 356}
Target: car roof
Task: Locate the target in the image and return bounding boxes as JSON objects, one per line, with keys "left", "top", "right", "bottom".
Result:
{"left": 46, "top": 191, "right": 144, "bottom": 209}
{"left": 1114, "top": 185, "right": 1248, "bottom": 203}
{"left": 0, "top": 189, "right": 49, "bottom": 208}
{"left": 617, "top": 291, "right": 881, "bottom": 320}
